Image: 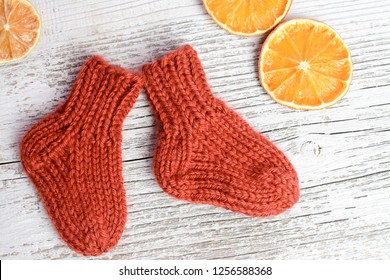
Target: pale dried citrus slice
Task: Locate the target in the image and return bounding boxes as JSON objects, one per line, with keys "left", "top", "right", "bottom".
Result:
{"left": 0, "top": 0, "right": 41, "bottom": 63}
{"left": 259, "top": 19, "right": 353, "bottom": 110}
{"left": 203, "top": 0, "right": 292, "bottom": 36}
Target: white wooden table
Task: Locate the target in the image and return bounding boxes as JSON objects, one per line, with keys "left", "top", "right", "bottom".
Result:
{"left": 1, "top": 0, "right": 389, "bottom": 259}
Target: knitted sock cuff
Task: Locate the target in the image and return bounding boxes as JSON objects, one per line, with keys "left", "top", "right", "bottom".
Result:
{"left": 60, "top": 56, "right": 144, "bottom": 131}
{"left": 142, "top": 45, "right": 215, "bottom": 124}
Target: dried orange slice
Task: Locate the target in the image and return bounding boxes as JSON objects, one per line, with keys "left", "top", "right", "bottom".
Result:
{"left": 203, "top": 0, "right": 292, "bottom": 36}
{"left": 259, "top": 19, "right": 353, "bottom": 110}
{"left": 0, "top": 0, "right": 41, "bottom": 64}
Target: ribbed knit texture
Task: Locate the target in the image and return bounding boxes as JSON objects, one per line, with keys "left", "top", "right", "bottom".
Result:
{"left": 142, "top": 45, "right": 300, "bottom": 217}
{"left": 20, "top": 56, "right": 144, "bottom": 256}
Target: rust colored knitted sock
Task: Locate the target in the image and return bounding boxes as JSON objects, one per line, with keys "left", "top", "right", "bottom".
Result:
{"left": 142, "top": 45, "right": 300, "bottom": 217}
{"left": 20, "top": 56, "right": 143, "bottom": 255}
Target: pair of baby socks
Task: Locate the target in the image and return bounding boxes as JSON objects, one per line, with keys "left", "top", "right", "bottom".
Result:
{"left": 20, "top": 45, "right": 299, "bottom": 256}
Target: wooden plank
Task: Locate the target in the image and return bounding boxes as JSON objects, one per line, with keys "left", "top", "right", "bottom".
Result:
{"left": 1, "top": 0, "right": 390, "bottom": 259}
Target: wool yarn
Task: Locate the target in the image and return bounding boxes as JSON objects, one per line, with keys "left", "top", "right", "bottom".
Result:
{"left": 142, "top": 45, "right": 300, "bottom": 217}
{"left": 20, "top": 56, "right": 143, "bottom": 256}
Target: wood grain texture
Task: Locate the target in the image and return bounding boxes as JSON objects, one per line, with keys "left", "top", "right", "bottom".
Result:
{"left": 1, "top": 0, "right": 389, "bottom": 259}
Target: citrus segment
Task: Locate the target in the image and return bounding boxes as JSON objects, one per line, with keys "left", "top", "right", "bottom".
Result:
{"left": 310, "top": 37, "right": 350, "bottom": 63}
{"left": 262, "top": 49, "right": 298, "bottom": 72}
{"left": 304, "top": 26, "right": 335, "bottom": 61}
{"left": 294, "top": 73, "right": 321, "bottom": 106}
{"left": 260, "top": 19, "right": 353, "bottom": 110}
{"left": 268, "top": 32, "right": 302, "bottom": 61}
{"left": 263, "top": 68, "right": 297, "bottom": 91}
{"left": 309, "top": 71, "right": 347, "bottom": 103}
{"left": 273, "top": 70, "right": 302, "bottom": 103}
{"left": 203, "top": 0, "right": 292, "bottom": 36}
{"left": 310, "top": 58, "right": 351, "bottom": 81}
{"left": 0, "top": 0, "right": 41, "bottom": 63}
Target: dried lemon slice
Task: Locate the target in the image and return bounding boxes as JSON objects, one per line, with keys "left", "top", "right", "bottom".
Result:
{"left": 0, "top": 0, "right": 41, "bottom": 63}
